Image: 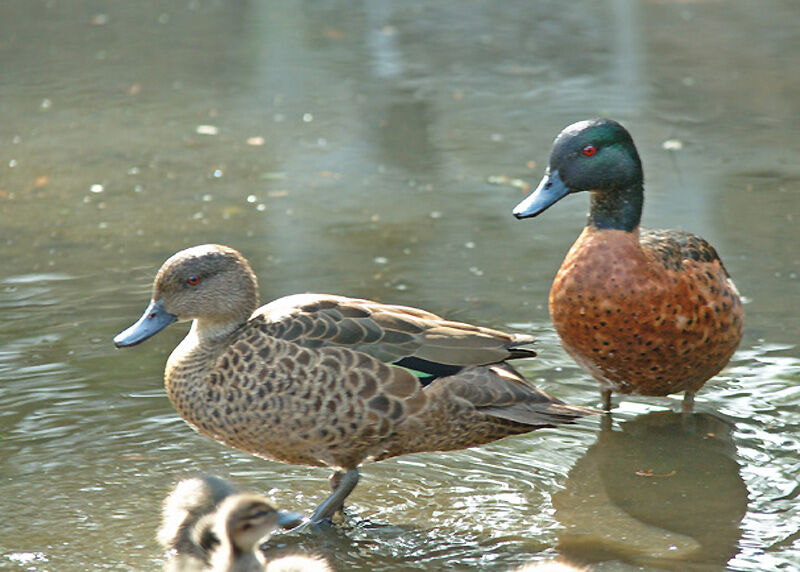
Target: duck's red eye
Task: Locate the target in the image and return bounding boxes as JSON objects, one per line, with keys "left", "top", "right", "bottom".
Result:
{"left": 582, "top": 145, "right": 596, "bottom": 157}
{"left": 187, "top": 275, "right": 201, "bottom": 286}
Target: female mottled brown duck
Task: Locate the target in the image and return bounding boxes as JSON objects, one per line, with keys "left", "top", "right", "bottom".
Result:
{"left": 513, "top": 118, "right": 744, "bottom": 411}
{"left": 114, "top": 245, "right": 593, "bottom": 523}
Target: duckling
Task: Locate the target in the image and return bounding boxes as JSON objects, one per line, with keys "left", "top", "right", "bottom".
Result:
{"left": 115, "top": 244, "right": 593, "bottom": 522}
{"left": 204, "top": 493, "right": 284, "bottom": 572}
{"left": 159, "top": 475, "right": 237, "bottom": 571}
{"left": 513, "top": 119, "right": 743, "bottom": 411}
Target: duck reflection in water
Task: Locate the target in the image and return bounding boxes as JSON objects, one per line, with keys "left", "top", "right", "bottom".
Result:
{"left": 552, "top": 411, "right": 747, "bottom": 569}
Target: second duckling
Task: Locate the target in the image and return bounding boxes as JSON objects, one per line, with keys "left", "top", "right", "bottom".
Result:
{"left": 202, "top": 493, "right": 331, "bottom": 572}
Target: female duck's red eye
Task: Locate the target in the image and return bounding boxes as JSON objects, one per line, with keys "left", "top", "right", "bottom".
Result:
{"left": 582, "top": 145, "right": 597, "bottom": 157}
{"left": 187, "top": 275, "right": 201, "bottom": 286}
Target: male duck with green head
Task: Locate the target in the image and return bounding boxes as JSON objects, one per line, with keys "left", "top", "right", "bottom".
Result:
{"left": 514, "top": 118, "right": 743, "bottom": 411}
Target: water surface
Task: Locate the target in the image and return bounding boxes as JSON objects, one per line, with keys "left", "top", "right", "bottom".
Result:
{"left": 1, "top": 1, "right": 799, "bottom": 570}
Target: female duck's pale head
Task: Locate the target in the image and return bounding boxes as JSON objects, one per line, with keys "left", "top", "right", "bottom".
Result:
{"left": 513, "top": 118, "right": 644, "bottom": 231}
{"left": 113, "top": 244, "right": 259, "bottom": 347}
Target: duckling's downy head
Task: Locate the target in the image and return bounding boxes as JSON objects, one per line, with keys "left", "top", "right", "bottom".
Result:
{"left": 513, "top": 118, "right": 643, "bottom": 221}
{"left": 216, "top": 493, "right": 282, "bottom": 553}
{"left": 114, "top": 244, "right": 259, "bottom": 347}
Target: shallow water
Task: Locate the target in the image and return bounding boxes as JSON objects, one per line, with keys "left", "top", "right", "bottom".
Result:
{"left": 1, "top": 1, "right": 799, "bottom": 570}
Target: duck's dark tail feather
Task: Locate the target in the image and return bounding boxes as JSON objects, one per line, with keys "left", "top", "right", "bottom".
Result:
{"left": 447, "top": 362, "right": 599, "bottom": 427}
{"left": 479, "top": 401, "right": 598, "bottom": 426}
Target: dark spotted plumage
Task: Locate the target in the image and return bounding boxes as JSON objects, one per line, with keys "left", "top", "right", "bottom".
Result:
{"left": 114, "top": 245, "right": 593, "bottom": 522}
{"left": 514, "top": 119, "right": 744, "bottom": 411}
{"left": 640, "top": 229, "right": 726, "bottom": 271}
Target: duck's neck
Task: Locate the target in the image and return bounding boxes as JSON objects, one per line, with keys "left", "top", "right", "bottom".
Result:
{"left": 587, "top": 183, "right": 643, "bottom": 232}
{"left": 193, "top": 318, "right": 246, "bottom": 346}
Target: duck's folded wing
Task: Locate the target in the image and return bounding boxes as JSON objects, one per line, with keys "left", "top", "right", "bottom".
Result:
{"left": 253, "top": 293, "right": 535, "bottom": 369}
{"left": 640, "top": 228, "right": 729, "bottom": 275}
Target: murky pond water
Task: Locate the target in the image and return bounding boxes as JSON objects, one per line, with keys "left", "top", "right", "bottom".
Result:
{"left": 2, "top": 1, "right": 799, "bottom": 570}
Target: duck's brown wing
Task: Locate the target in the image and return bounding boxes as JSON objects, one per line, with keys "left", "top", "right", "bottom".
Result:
{"left": 254, "top": 294, "right": 535, "bottom": 373}
{"left": 640, "top": 228, "right": 731, "bottom": 276}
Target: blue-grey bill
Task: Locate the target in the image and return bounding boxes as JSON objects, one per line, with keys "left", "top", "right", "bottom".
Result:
{"left": 113, "top": 299, "right": 177, "bottom": 348}
{"left": 512, "top": 169, "right": 569, "bottom": 219}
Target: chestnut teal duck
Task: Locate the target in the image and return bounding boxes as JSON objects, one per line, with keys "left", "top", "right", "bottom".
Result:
{"left": 513, "top": 119, "right": 744, "bottom": 412}
{"left": 114, "top": 245, "right": 593, "bottom": 523}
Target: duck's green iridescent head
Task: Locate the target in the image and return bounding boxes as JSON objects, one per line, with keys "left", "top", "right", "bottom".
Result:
{"left": 513, "top": 118, "right": 644, "bottom": 231}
